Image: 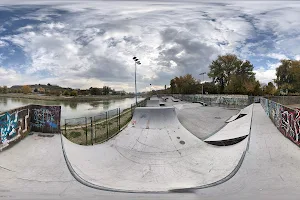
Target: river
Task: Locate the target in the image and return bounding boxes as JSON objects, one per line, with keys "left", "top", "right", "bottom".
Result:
{"left": 0, "top": 97, "right": 144, "bottom": 120}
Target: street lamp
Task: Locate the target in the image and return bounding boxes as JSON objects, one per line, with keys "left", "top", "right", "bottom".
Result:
{"left": 199, "top": 72, "right": 206, "bottom": 95}
{"left": 149, "top": 83, "right": 152, "bottom": 95}
{"left": 133, "top": 56, "right": 141, "bottom": 105}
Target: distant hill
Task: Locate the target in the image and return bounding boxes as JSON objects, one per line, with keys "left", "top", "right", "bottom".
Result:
{"left": 10, "top": 84, "right": 74, "bottom": 91}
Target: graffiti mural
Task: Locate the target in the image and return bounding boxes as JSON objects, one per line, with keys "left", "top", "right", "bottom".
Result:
{"left": 30, "top": 105, "right": 61, "bottom": 133}
{"left": 279, "top": 107, "right": 300, "bottom": 145}
{"left": 0, "top": 112, "right": 19, "bottom": 145}
{"left": 261, "top": 97, "right": 300, "bottom": 146}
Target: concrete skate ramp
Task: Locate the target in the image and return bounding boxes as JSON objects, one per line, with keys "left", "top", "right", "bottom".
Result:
{"left": 205, "top": 104, "right": 253, "bottom": 143}
{"left": 146, "top": 100, "right": 160, "bottom": 107}
{"left": 62, "top": 107, "right": 248, "bottom": 192}
{"left": 226, "top": 104, "right": 252, "bottom": 123}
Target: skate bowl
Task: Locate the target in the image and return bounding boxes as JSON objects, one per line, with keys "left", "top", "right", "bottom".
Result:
{"left": 61, "top": 106, "right": 251, "bottom": 192}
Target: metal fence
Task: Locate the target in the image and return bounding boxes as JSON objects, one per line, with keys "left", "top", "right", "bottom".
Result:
{"left": 63, "top": 97, "right": 149, "bottom": 145}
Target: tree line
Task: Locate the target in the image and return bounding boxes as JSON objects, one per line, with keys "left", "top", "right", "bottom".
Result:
{"left": 169, "top": 54, "right": 299, "bottom": 96}
{"left": 0, "top": 85, "right": 127, "bottom": 96}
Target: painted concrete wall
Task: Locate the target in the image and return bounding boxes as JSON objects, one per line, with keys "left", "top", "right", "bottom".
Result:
{"left": 0, "top": 105, "right": 61, "bottom": 150}
{"left": 261, "top": 97, "right": 300, "bottom": 146}
{"left": 30, "top": 105, "right": 61, "bottom": 133}
{"left": 173, "top": 94, "right": 250, "bottom": 107}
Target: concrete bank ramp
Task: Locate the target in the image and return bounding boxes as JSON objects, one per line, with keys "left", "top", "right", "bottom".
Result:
{"left": 146, "top": 100, "right": 160, "bottom": 107}
{"left": 226, "top": 104, "right": 252, "bottom": 123}
{"left": 205, "top": 104, "right": 253, "bottom": 144}
{"left": 62, "top": 107, "right": 248, "bottom": 192}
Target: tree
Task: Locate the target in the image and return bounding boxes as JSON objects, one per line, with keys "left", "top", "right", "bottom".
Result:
{"left": 64, "top": 90, "right": 70, "bottom": 96}
{"left": 2, "top": 86, "right": 7, "bottom": 94}
{"left": 208, "top": 54, "right": 255, "bottom": 94}
{"left": 70, "top": 90, "right": 78, "bottom": 96}
{"left": 264, "top": 82, "right": 276, "bottom": 95}
{"left": 103, "top": 86, "right": 111, "bottom": 95}
{"left": 90, "top": 87, "right": 102, "bottom": 95}
{"left": 22, "top": 85, "right": 32, "bottom": 94}
{"left": 275, "top": 59, "right": 300, "bottom": 94}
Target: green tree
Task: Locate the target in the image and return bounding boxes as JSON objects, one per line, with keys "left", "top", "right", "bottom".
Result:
{"left": 70, "top": 90, "right": 78, "bottom": 96}
{"left": 2, "top": 86, "right": 7, "bottom": 94}
{"left": 264, "top": 82, "right": 276, "bottom": 95}
{"left": 103, "top": 86, "right": 111, "bottom": 95}
{"left": 275, "top": 60, "right": 300, "bottom": 94}
{"left": 64, "top": 90, "right": 70, "bottom": 96}
{"left": 208, "top": 54, "right": 255, "bottom": 94}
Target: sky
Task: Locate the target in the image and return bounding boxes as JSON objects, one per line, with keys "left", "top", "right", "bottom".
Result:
{"left": 0, "top": 0, "right": 300, "bottom": 92}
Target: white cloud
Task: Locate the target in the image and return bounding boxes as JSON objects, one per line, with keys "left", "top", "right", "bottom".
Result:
{"left": 0, "top": 40, "right": 7, "bottom": 47}
{"left": 0, "top": 1, "right": 300, "bottom": 91}
{"left": 254, "top": 67, "right": 276, "bottom": 84}
{"left": 267, "top": 53, "right": 289, "bottom": 60}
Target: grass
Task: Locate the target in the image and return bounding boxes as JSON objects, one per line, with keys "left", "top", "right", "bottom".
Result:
{"left": 69, "top": 131, "right": 81, "bottom": 138}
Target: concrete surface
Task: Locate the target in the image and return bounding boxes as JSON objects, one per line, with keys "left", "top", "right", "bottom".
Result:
{"left": 62, "top": 107, "right": 247, "bottom": 192}
{"left": 226, "top": 104, "right": 252, "bottom": 123}
{"left": 146, "top": 100, "right": 160, "bottom": 107}
{"left": 1, "top": 104, "right": 300, "bottom": 199}
{"left": 176, "top": 105, "right": 240, "bottom": 140}
{"left": 205, "top": 104, "right": 253, "bottom": 142}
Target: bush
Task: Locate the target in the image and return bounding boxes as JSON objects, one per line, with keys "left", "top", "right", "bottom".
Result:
{"left": 70, "top": 90, "right": 78, "bottom": 96}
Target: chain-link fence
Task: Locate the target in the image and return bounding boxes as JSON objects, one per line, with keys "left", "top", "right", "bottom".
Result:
{"left": 63, "top": 97, "right": 149, "bottom": 145}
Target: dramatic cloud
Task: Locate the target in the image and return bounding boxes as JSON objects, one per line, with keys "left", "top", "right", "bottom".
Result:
{"left": 0, "top": 1, "right": 299, "bottom": 91}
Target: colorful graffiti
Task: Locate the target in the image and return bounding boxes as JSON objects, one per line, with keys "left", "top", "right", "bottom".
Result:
{"left": 0, "top": 112, "right": 18, "bottom": 144}
{"left": 279, "top": 107, "right": 300, "bottom": 144}
{"left": 30, "top": 106, "right": 61, "bottom": 132}
{"left": 261, "top": 97, "right": 300, "bottom": 146}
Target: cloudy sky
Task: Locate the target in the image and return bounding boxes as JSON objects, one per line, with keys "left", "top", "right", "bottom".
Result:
{"left": 0, "top": 0, "right": 299, "bottom": 92}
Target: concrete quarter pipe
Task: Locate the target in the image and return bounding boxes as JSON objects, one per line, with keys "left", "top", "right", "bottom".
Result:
{"left": 62, "top": 106, "right": 249, "bottom": 192}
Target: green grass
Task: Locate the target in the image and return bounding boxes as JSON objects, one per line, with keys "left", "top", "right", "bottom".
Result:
{"left": 69, "top": 131, "right": 81, "bottom": 138}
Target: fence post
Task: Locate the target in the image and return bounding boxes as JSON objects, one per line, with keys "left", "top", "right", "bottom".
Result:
{"left": 90, "top": 117, "right": 93, "bottom": 145}
{"left": 106, "top": 112, "right": 108, "bottom": 140}
{"left": 118, "top": 108, "right": 121, "bottom": 131}
{"left": 85, "top": 117, "right": 87, "bottom": 145}
{"left": 64, "top": 119, "right": 67, "bottom": 137}
{"left": 94, "top": 116, "right": 96, "bottom": 143}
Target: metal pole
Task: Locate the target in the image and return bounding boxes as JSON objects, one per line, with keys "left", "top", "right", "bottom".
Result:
{"left": 90, "top": 117, "right": 93, "bottom": 145}
{"left": 106, "top": 112, "right": 108, "bottom": 140}
{"left": 135, "top": 62, "right": 137, "bottom": 105}
{"left": 202, "top": 73, "right": 204, "bottom": 95}
{"left": 94, "top": 116, "right": 96, "bottom": 142}
{"left": 118, "top": 108, "right": 121, "bottom": 131}
{"left": 85, "top": 117, "right": 87, "bottom": 145}
{"left": 64, "top": 119, "right": 67, "bottom": 137}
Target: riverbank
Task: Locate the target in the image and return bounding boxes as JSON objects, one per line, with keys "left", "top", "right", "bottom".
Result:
{"left": 0, "top": 93, "right": 137, "bottom": 102}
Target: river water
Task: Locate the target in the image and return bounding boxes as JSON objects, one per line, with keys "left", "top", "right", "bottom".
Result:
{"left": 0, "top": 97, "right": 144, "bottom": 120}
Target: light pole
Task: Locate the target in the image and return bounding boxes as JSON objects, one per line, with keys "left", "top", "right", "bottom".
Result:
{"left": 199, "top": 72, "right": 206, "bottom": 95}
{"left": 149, "top": 84, "right": 152, "bottom": 95}
{"left": 133, "top": 57, "right": 141, "bottom": 105}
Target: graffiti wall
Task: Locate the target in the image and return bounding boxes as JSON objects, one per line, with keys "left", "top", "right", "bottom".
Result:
{"left": 30, "top": 105, "right": 61, "bottom": 133}
{"left": 0, "top": 105, "right": 61, "bottom": 150}
{"left": 0, "top": 106, "right": 30, "bottom": 150}
{"left": 261, "top": 97, "right": 300, "bottom": 146}
{"left": 173, "top": 94, "right": 250, "bottom": 107}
